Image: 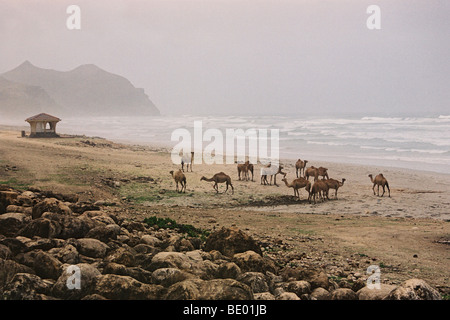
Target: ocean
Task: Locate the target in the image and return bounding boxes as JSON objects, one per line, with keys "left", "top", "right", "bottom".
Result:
{"left": 4, "top": 114, "right": 450, "bottom": 174}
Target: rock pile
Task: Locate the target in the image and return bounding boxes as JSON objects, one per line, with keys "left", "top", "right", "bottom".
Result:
{"left": 0, "top": 187, "right": 443, "bottom": 300}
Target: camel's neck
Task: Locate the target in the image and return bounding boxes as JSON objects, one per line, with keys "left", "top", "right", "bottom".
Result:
{"left": 204, "top": 177, "right": 215, "bottom": 182}
{"left": 369, "top": 176, "right": 374, "bottom": 183}
{"left": 283, "top": 180, "right": 292, "bottom": 188}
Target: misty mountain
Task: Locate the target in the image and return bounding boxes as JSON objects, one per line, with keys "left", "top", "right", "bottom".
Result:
{"left": 0, "top": 76, "right": 64, "bottom": 119}
{"left": 0, "top": 61, "right": 160, "bottom": 119}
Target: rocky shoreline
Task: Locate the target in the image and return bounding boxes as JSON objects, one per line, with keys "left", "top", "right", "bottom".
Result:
{"left": 0, "top": 186, "right": 444, "bottom": 300}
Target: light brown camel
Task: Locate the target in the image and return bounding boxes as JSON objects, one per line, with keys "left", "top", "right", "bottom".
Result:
{"left": 181, "top": 151, "right": 194, "bottom": 172}
{"left": 305, "top": 166, "right": 329, "bottom": 181}
{"left": 201, "top": 172, "right": 234, "bottom": 194}
{"left": 295, "top": 159, "right": 308, "bottom": 178}
{"left": 368, "top": 174, "right": 390, "bottom": 197}
{"left": 282, "top": 177, "right": 311, "bottom": 200}
{"left": 260, "top": 163, "right": 286, "bottom": 186}
{"left": 322, "top": 178, "right": 346, "bottom": 199}
{"left": 307, "top": 179, "right": 330, "bottom": 204}
{"left": 237, "top": 161, "right": 254, "bottom": 181}
{"left": 169, "top": 170, "right": 186, "bottom": 193}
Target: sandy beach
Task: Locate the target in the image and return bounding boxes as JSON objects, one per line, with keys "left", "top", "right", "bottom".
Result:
{"left": 0, "top": 126, "right": 449, "bottom": 292}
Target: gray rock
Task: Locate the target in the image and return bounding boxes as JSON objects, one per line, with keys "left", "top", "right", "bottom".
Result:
{"left": 383, "top": 279, "right": 441, "bottom": 300}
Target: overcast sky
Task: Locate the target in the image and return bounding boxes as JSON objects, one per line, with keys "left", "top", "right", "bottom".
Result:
{"left": 0, "top": 0, "right": 449, "bottom": 116}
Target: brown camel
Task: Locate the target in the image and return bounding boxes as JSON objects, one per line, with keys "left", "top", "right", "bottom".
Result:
{"left": 322, "top": 178, "right": 346, "bottom": 199}
{"left": 368, "top": 174, "right": 390, "bottom": 197}
{"left": 295, "top": 159, "right": 308, "bottom": 178}
{"left": 201, "top": 172, "right": 234, "bottom": 194}
{"left": 305, "top": 166, "right": 329, "bottom": 181}
{"left": 307, "top": 179, "right": 330, "bottom": 204}
{"left": 237, "top": 161, "right": 254, "bottom": 181}
{"left": 282, "top": 177, "right": 311, "bottom": 200}
{"left": 169, "top": 170, "right": 186, "bottom": 193}
{"left": 181, "top": 151, "right": 194, "bottom": 172}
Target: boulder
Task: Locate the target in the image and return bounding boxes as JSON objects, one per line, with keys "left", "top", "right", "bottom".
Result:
{"left": 217, "top": 262, "right": 242, "bottom": 280}
{"left": 286, "top": 280, "right": 311, "bottom": 297}
{"left": 41, "top": 213, "right": 94, "bottom": 239}
{"left": 330, "top": 288, "right": 358, "bottom": 300}
{"left": 0, "top": 258, "right": 35, "bottom": 288}
{"left": 2, "top": 273, "right": 54, "bottom": 300}
{"left": 276, "top": 292, "right": 300, "bottom": 300}
{"left": 0, "top": 243, "right": 12, "bottom": 259}
{"left": 357, "top": 284, "right": 397, "bottom": 300}
{"left": 32, "top": 250, "right": 63, "bottom": 280}
{"left": 383, "top": 279, "right": 441, "bottom": 300}
{"left": 232, "top": 250, "right": 278, "bottom": 274}
{"left": 93, "top": 274, "right": 165, "bottom": 300}
{"left": 236, "top": 272, "right": 269, "bottom": 293}
{"left": 52, "top": 263, "right": 101, "bottom": 299}
{"left": 254, "top": 292, "right": 276, "bottom": 300}
{"left": 151, "top": 267, "right": 195, "bottom": 287}
{"left": 148, "top": 251, "right": 197, "bottom": 272}
{"left": 310, "top": 287, "right": 331, "bottom": 300}
{"left": 0, "top": 212, "right": 30, "bottom": 237}
{"left": 32, "top": 198, "right": 71, "bottom": 219}
{"left": 165, "top": 278, "right": 253, "bottom": 300}
{"left": 280, "top": 266, "right": 329, "bottom": 290}
{"left": 86, "top": 224, "right": 120, "bottom": 243}
{"left": 104, "top": 247, "right": 136, "bottom": 267}
{"left": 48, "top": 244, "right": 80, "bottom": 264}
{"left": 204, "top": 227, "right": 262, "bottom": 257}
{"left": 103, "top": 263, "right": 153, "bottom": 284}
{"left": 18, "top": 218, "right": 62, "bottom": 239}
{"left": 75, "top": 238, "right": 109, "bottom": 258}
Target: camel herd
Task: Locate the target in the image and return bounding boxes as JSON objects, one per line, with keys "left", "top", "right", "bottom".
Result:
{"left": 169, "top": 154, "right": 390, "bottom": 204}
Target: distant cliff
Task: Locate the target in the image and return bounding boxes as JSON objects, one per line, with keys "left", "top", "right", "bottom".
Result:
{"left": 0, "top": 61, "right": 160, "bottom": 119}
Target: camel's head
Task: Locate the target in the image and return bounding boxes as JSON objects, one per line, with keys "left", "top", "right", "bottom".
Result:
{"left": 200, "top": 176, "right": 206, "bottom": 181}
{"left": 169, "top": 170, "right": 174, "bottom": 175}
{"left": 281, "top": 178, "right": 287, "bottom": 182}
{"left": 368, "top": 174, "right": 372, "bottom": 178}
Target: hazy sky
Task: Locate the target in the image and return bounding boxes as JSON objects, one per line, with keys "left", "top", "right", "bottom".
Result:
{"left": 0, "top": 0, "right": 449, "bottom": 116}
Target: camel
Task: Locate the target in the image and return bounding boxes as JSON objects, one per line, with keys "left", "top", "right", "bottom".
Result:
{"left": 307, "top": 179, "right": 330, "bottom": 204}
{"left": 282, "top": 177, "right": 311, "bottom": 200}
{"left": 237, "top": 161, "right": 254, "bottom": 181}
{"left": 201, "top": 172, "right": 234, "bottom": 194}
{"left": 295, "top": 159, "right": 308, "bottom": 178}
{"left": 181, "top": 152, "right": 194, "bottom": 172}
{"left": 260, "top": 163, "right": 286, "bottom": 186}
{"left": 368, "top": 174, "right": 390, "bottom": 197}
{"left": 169, "top": 170, "right": 186, "bottom": 193}
{"left": 305, "top": 166, "right": 329, "bottom": 181}
{"left": 322, "top": 178, "right": 346, "bottom": 199}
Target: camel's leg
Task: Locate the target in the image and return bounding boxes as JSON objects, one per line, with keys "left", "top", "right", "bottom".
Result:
{"left": 377, "top": 184, "right": 380, "bottom": 196}
{"left": 229, "top": 182, "right": 234, "bottom": 194}
{"left": 381, "top": 185, "right": 385, "bottom": 197}
{"left": 386, "top": 183, "right": 390, "bottom": 197}
{"left": 372, "top": 183, "right": 376, "bottom": 195}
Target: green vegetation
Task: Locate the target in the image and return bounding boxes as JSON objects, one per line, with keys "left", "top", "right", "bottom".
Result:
{"left": 0, "top": 178, "right": 31, "bottom": 190}
{"left": 143, "top": 216, "right": 210, "bottom": 240}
